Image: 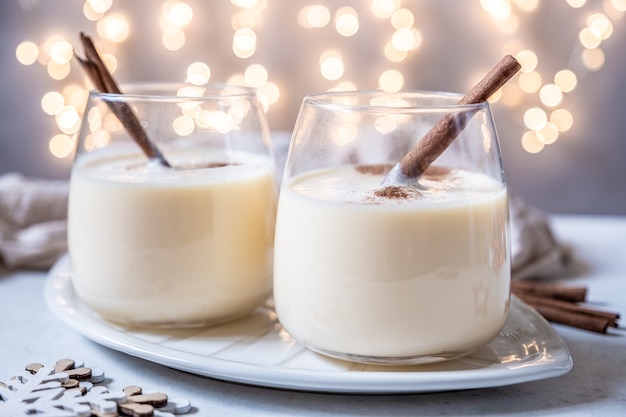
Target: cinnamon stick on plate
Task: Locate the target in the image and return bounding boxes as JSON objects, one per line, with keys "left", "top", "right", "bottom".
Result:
{"left": 512, "top": 281, "right": 620, "bottom": 334}
{"left": 511, "top": 280, "right": 587, "bottom": 302}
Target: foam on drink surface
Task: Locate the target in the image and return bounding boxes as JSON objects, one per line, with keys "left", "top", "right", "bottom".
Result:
{"left": 290, "top": 164, "right": 503, "bottom": 205}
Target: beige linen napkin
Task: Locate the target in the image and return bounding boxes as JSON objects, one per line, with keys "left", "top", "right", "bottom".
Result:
{"left": 0, "top": 170, "right": 569, "bottom": 276}
{"left": 0, "top": 173, "right": 69, "bottom": 269}
{"left": 509, "top": 194, "right": 570, "bottom": 279}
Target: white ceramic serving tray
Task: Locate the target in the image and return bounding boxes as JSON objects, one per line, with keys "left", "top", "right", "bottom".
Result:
{"left": 45, "top": 255, "right": 572, "bottom": 394}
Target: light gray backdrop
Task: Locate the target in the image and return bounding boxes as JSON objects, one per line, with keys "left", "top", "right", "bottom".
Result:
{"left": 1, "top": 1, "right": 625, "bottom": 214}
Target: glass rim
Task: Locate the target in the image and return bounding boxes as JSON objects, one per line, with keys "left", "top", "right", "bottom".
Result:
{"left": 88, "top": 82, "right": 257, "bottom": 102}
{"left": 303, "top": 89, "right": 490, "bottom": 112}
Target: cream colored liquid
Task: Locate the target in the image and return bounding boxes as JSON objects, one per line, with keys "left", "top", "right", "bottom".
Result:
{"left": 274, "top": 165, "right": 510, "bottom": 361}
{"left": 68, "top": 149, "right": 276, "bottom": 326}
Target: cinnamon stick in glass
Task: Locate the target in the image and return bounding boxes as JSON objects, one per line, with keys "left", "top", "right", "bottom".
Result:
{"left": 75, "top": 32, "right": 171, "bottom": 167}
{"left": 397, "top": 55, "right": 521, "bottom": 179}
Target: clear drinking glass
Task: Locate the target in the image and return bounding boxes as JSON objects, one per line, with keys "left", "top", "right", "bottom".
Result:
{"left": 274, "top": 90, "right": 511, "bottom": 364}
{"left": 68, "top": 83, "right": 276, "bottom": 327}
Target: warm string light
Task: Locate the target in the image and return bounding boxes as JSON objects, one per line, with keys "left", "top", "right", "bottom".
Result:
{"left": 14, "top": 0, "right": 625, "bottom": 159}
{"left": 480, "top": 0, "right": 623, "bottom": 153}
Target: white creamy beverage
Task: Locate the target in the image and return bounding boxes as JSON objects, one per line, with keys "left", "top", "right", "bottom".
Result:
{"left": 274, "top": 165, "right": 510, "bottom": 362}
{"left": 69, "top": 148, "right": 276, "bottom": 326}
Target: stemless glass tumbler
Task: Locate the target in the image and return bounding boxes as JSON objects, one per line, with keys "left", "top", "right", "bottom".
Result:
{"left": 274, "top": 90, "right": 511, "bottom": 364}
{"left": 68, "top": 84, "right": 276, "bottom": 327}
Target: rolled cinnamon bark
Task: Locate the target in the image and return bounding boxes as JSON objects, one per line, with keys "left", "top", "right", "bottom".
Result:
{"left": 512, "top": 280, "right": 587, "bottom": 303}
{"left": 398, "top": 55, "right": 521, "bottom": 178}
{"left": 529, "top": 304, "right": 613, "bottom": 334}
{"left": 75, "top": 33, "right": 172, "bottom": 167}
{"left": 515, "top": 292, "right": 619, "bottom": 326}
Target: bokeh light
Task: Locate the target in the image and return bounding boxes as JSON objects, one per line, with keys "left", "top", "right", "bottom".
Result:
{"left": 335, "top": 7, "right": 359, "bottom": 37}
{"left": 88, "top": 0, "right": 112, "bottom": 14}
{"left": 566, "top": 0, "right": 586, "bottom": 7}
{"left": 297, "top": 5, "right": 330, "bottom": 29}
{"left": 390, "top": 8, "right": 414, "bottom": 29}
{"left": 550, "top": 108, "right": 574, "bottom": 132}
{"left": 391, "top": 28, "right": 421, "bottom": 51}
{"left": 14, "top": 1, "right": 623, "bottom": 159}
{"left": 384, "top": 41, "right": 408, "bottom": 63}
{"left": 521, "top": 130, "right": 545, "bottom": 153}
{"left": 480, "top": 0, "right": 512, "bottom": 21}
{"left": 536, "top": 122, "right": 559, "bottom": 144}
{"left": 582, "top": 47, "right": 605, "bottom": 70}
{"left": 554, "top": 70, "right": 577, "bottom": 92}
{"left": 186, "top": 62, "right": 211, "bottom": 85}
{"left": 245, "top": 64, "right": 268, "bottom": 87}
{"left": 371, "top": 0, "right": 400, "bottom": 18}
{"left": 524, "top": 107, "right": 547, "bottom": 130}
{"left": 97, "top": 14, "right": 129, "bottom": 43}
{"left": 257, "top": 81, "right": 280, "bottom": 107}
{"left": 167, "top": 2, "right": 193, "bottom": 27}
{"left": 162, "top": 29, "right": 186, "bottom": 51}
{"left": 539, "top": 84, "right": 563, "bottom": 107}
{"left": 233, "top": 27, "right": 257, "bottom": 58}
{"left": 319, "top": 51, "right": 344, "bottom": 81}
{"left": 516, "top": 50, "right": 538, "bottom": 72}
{"left": 49, "top": 134, "right": 74, "bottom": 158}
{"left": 15, "top": 41, "right": 39, "bottom": 65}
{"left": 518, "top": 71, "right": 542, "bottom": 93}
{"left": 173, "top": 115, "right": 195, "bottom": 136}
{"left": 41, "top": 92, "right": 65, "bottom": 115}
{"left": 55, "top": 106, "right": 81, "bottom": 134}
{"left": 516, "top": 0, "right": 539, "bottom": 12}
{"left": 378, "top": 69, "right": 404, "bottom": 92}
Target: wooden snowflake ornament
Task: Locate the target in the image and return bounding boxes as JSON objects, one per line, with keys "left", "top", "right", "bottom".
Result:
{"left": 0, "top": 359, "right": 192, "bottom": 417}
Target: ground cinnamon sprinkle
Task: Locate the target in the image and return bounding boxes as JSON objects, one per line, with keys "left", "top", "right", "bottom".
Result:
{"left": 355, "top": 163, "right": 424, "bottom": 200}
{"left": 373, "top": 185, "right": 414, "bottom": 199}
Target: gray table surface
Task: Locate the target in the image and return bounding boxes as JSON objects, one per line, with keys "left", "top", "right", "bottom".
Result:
{"left": 1, "top": 215, "right": 625, "bottom": 416}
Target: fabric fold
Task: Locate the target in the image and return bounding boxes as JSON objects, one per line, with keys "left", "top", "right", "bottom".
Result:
{"left": 509, "top": 194, "right": 570, "bottom": 279}
{"left": 0, "top": 173, "right": 69, "bottom": 269}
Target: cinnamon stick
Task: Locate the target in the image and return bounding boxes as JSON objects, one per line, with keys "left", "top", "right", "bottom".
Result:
{"left": 529, "top": 304, "right": 614, "bottom": 334}
{"left": 512, "top": 280, "right": 620, "bottom": 334}
{"left": 511, "top": 280, "right": 587, "bottom": 302}
{"left": 398, "top": 55, "right": 521, "bottom": 178}
{"left": 75, "top": 32, "right": 171, "bottom": 167}
{"left": 515, "top": 292, "right": 619, "bottom": 326}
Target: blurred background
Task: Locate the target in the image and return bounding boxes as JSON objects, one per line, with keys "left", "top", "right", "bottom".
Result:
{"left": 1, "top": 0, "right": 625, "bottom": 214}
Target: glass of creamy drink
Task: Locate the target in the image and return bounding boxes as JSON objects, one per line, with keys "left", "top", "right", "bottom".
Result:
{"left": 68, "top": 84, "right": 276, "bottom": 327}
{"left": 274, "top": 90, "right": 510, "bottom": 364}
